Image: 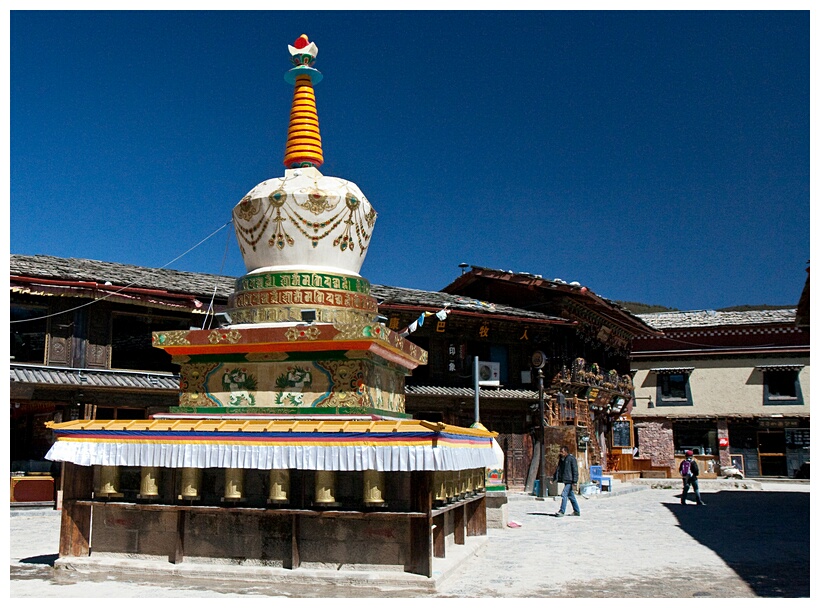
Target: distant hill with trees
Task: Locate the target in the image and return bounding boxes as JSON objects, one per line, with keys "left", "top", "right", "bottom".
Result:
{"left": 616, "top": 301, "right": 794, "bottom": 315}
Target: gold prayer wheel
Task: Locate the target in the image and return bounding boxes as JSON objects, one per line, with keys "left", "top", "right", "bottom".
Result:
{"left": 224, "top": 468, "right": 244, "bottom": 500}
{"left": 363, "top": 469, "right": 385, "bottom": 505}
{"left": 179, "top": 467, "right": 201, "bottom": 499}
{"left": 466, "top": 469, "right": 475, "bottom": 495}
{"left": 444, "top": 471, "right": 455, "bottom": 502}
{"left": 459, "top": 469, "right": 468, "bottom": 498}
{"left": 139, "top": 466, "right": 160, "bottom": 498}
{"left": 314, "top": 470, "right": 337, "bottom": 504}
{"left": 268, "top": 469, "right": 290, "bottom": 503}
{"left": 97, "top": 466, "right": 120, "bottom": 496}
{"left": 473, "top": 468, "right": 485, "bottom": 492}
{"left": 433, "top": 471, "right": 446, "bottom": 503}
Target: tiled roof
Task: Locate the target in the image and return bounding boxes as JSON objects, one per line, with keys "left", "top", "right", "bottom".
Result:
{"left": 10, "top": 254, "right": 235, "bottom": 299}
{"left": 10, "top": 363, "right": 180, "bottom": 391}
{"left": 372, "top": 284, "right": 567, "bottom": 323}
{"left": 405, "top": 385, "right": 538, "bottom": 400}
{"left": 637, "top": 309, "right": 797, "bottom": 330}
{"left": 441, "top": 265, "right": 660, "bottom": 336}
{"left": 10, "top": 254, "right": 566, "bottom": 323}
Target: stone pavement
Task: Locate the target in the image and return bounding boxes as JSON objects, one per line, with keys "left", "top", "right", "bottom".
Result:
{"left": 10, "top": 481, "right": 810, "bottom": 598}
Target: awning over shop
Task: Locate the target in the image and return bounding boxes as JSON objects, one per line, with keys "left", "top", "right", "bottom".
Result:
{"left": 45, "top": 418, "right": 498, "bottom": 472}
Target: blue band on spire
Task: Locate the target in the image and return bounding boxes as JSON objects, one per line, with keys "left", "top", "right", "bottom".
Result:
{"left": 285, "top": 66, "right": 323, "bottom": 86}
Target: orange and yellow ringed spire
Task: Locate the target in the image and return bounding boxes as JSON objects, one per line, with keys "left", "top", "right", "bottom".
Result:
{"left": 284, "top": 35, "right": 324, "bottom": 169}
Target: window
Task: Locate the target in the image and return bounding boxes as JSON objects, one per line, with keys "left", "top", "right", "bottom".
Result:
{"left": 10, "top": 304, "right": 48, "bottom": 364}
{"left": 762, "top": 368, "right": 804, "bottom": 405}
{"left": 673, "top": 421, "right": 717, "bottom": 455}
{"left": 653, "top": 368, "right": 694, "bottom": 406}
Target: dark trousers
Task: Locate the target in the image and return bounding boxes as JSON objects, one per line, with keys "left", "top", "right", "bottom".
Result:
{"left": 559, "top": 482, "right": 580, "bottom": 514}
{"left": 681, "top": 476, "right": 704, "bottom": 504}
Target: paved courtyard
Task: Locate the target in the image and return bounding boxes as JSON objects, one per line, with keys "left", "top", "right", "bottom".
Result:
{"left": 10, "top": 481, "right": 809, "bottom": 598}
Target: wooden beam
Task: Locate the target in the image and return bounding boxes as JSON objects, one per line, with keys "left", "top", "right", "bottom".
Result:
{"left": 466, "top": 495, "right": 487, "bottom": 537}
{"left": 288, "top": 514, "right": 300, "bottom": 570}
{"left": 432, "top": 514, "right": 445, "bottom": 558}
{"left": 453, "top": 505, "right": 465, "bottom": 545}
{"left": 170, "top": 510, "right": 185, "bottom": 564}
{"left": 58, "top": 463, "right": 93, "bottom": 557}
{"left": 408, "top": 470, "right": 433, "bottom": 577}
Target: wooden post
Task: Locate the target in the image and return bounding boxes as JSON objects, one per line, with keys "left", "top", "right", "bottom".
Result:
{"left": 288, "top": 514, "right": 300, "bottom": 570}
{"left": 59, "top": 462, "right": 93, "bottom": 557}
{"left": 170, "top": 510, "right": 185, "bottom": 564}
{"left": 466, "top": 496, "right": 487, "bottom": 537}
{"left": 432, "top": 513, "right": 445, "bottom": 558}
{"left": 454, "top": 504, "right": 466, "bottom": 545}
{"left": 408, "top": 470, "right": 433, "bottom": 576}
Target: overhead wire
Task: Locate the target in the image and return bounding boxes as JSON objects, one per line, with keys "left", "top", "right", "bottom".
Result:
{"left": 10, "top": 220, "right": 234, "bottom": 325}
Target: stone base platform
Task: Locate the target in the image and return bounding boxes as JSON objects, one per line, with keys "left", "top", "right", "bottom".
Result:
{"left": 55, "top": 534, "right": 489, "bottom": 593}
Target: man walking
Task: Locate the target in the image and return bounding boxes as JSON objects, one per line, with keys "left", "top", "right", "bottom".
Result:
{"left": 679, "top": 449, "right": 706, "bottom": 506}
{"left": 553, "top": 445, "right": 580, "bottom": 517}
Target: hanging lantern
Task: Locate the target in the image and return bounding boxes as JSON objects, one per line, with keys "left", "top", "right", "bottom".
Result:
{"left": 179, "top": 467, "right": 201, "bottom": 500}
{"left": 268, "top": 469, "right": 290, "bottom": 503}
{"left": 363, "top": 470, "right": 385, "bottom": 505}
{"left": 314, "top": 470, "right": 337, "bottom": 504}
{"left": 224, "top": 468, "right": 244, "bottom": 500}
{"left": 139, "top": 466, "right": 160, "bottom": 498}
{"left": 97, "top": 466, "right": 120, "bottom": 496}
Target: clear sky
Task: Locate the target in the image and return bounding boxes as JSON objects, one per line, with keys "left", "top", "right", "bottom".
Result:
{"left": 9, "top": 9, "right": 810, "bottom": 310}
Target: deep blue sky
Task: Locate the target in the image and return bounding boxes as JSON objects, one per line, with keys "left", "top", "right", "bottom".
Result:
{"left": 10, "top": 10, "right": 810, "bottom": 310}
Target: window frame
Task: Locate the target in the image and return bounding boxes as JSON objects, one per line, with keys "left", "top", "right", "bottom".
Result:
{"left": 652, "top": 368, "right": 694, "bottom": 407}
{"left": 762, "top": 368, "right": 804, "bottom": 406}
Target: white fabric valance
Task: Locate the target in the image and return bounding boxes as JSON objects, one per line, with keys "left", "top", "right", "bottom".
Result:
{"left": 46, "top": 441, "right": 497, "bottom": 472}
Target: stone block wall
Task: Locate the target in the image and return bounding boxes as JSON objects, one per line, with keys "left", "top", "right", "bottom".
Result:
{"left": 635, "top": 420, "right": 675, "bottom": 467}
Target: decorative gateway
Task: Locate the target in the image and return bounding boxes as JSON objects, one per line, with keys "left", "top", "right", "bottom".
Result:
{"left": 46, "top": 35, "right": 496, "bottom": 583}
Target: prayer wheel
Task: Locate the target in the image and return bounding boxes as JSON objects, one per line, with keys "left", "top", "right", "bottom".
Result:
{"left": 466, "top": 469, "right": 474, "bottom": 495}
{"left": 139, "top": 466, "right": 160, "bottom": 498}
{"left": 459, "top": 469, "right": 468, "bottom": 498}
{"left": 224, "top": 468, "right": 244, "bottom": 500}
{"left": 445, "top": 471, "right": 455, "bottom": 502}
{"left": 97, "top": 466, "right": 120, "bottom": 496}
{"left": 433, "top": 471, "right": 447, "bottom": 504}
{"left": 179, "top": 467, "right": 201, "bottom": 499}
{"left": 473, "top": 467, "right": 485, "bottom": 492}
{"left": 268, "top": 469, "right": 290, "bottom": 503}
{"left": 362, "top": 469, "right": 385, "bottom": 505}
{"left": 314, "top": 470, "right": 337, "bottom": 504}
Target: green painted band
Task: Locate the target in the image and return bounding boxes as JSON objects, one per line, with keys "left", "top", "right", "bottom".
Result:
{"left": 169, "top": 406, "right": 412, "bottom": 418}
{"left": 236, "top": 271, "right": 371, "bottom": 295}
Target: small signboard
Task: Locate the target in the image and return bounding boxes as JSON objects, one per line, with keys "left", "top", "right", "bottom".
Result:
{"left": 611, "top": 419, "right": 632, "bottom": 448}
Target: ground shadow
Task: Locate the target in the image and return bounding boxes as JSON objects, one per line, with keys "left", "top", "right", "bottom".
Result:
{"left": 664, "top": 491, "right": 809, "bottom": 597}
{"left": 20, "top": 553, "right": 58, "bottom": 566}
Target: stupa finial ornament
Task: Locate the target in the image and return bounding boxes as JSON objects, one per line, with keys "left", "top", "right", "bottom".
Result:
{"left": 284, "top": 34, "right": 323, "bottom": 169}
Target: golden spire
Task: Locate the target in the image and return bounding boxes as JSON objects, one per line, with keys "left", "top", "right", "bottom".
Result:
{"left": 283, "top": 34, "right": 323, "bottom": 169}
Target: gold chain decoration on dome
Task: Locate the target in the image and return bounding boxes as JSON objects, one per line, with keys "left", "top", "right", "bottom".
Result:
{"left": 233, "top": 185, "right": 376, "bottom": 254}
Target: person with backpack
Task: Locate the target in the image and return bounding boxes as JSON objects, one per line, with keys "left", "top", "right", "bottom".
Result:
{"left": 553, "top": 445, "right": 580, "bottom": 516}
{"left": 679, "top": 450, "right": 705, "bottom": 506}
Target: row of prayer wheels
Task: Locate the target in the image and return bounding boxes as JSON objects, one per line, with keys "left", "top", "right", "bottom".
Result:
{"left": 95, "top": 466, "right": 388, "bottom": 505}
{"left": 433, "top": 468, "right": 486, "bottom": 505}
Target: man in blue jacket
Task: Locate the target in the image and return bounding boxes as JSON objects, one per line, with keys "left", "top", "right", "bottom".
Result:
{"left": 553, "top": 445, "right": 580, "bottom": 517}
